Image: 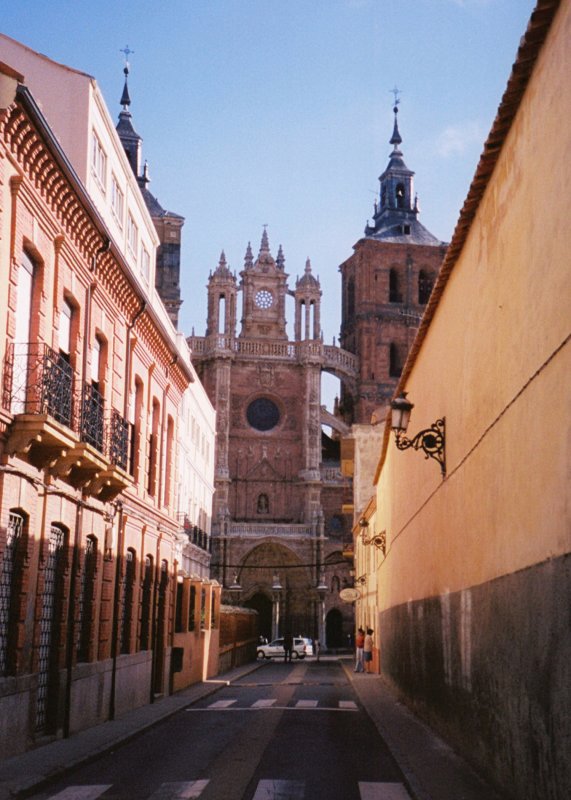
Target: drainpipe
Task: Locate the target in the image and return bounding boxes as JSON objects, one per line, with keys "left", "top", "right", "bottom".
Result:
{"left": 123, "top": 299, "right": 147, "bottom": 420}
{"left": 158, "top": 355, "right": 177, "bottom": 507}
{"left": 109, "top": 299, "right": 146, "bottom": 721}
{"left": 108, "top": 500, "right": 124, "bottom": 720}
{"left": 63, "top": 238, "right": 109, "bottom": 738}
{"left": 82, "top": 239, "right": 110, "bottom": 385}
{"left": 149, "top": 529, "right": 163, "bottom": 703}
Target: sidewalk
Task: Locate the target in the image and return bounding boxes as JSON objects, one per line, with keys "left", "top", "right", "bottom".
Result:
{"left": 341, "top": 659, "right": 506, "bottom": 800}
{"left": 0, "top": 662, "right": 261, "bottom": 800}
{"left": 0, "top": 658, "right": 506, "bottom": 800}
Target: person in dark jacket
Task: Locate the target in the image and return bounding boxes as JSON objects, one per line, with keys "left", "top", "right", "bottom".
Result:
{"left": 283, "top": 631, "right": 294, "bottom": 662}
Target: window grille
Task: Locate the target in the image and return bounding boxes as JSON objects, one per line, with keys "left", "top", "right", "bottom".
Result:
{"left": 77, "top": 536, "right": 97, "bottom": 662}
{"left": 36, "top": 525, "right": 65, "bottom": 732}
{"left": 0, "top": 512, "right": 25, "bottom": 675}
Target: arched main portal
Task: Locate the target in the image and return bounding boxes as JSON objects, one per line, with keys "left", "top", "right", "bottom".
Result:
{"left": 243, "top": 592, "right": 272, "bottom": 641}
{"left": 326, "top": 608, "right": 344, "bottom": 649}
{"left": 238, "top": 542, "right": 315, "bottom": 639}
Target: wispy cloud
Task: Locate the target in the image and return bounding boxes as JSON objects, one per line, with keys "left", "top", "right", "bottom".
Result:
{"left": 436, "top": 121, "right": 485, "bottom": 157}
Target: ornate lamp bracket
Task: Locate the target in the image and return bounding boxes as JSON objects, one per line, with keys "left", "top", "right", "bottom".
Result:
{"left": 394, "top": 417, "right": 446, "bottom": 477}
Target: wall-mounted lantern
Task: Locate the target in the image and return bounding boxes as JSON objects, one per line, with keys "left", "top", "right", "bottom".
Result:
{"left": 358, "top": 518, "right": 386, "bottom": 555}
{"left": 390, "top": 392, "right": 446, "bottom": 477}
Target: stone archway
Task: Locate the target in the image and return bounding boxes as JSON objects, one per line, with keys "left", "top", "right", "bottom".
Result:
{"left": 244, "top": 592, "right": 272, "bottom": 641}
{"left": 238, "top": 542, "right": 315, "bottom": 638}
{"left": 326, "top": 607, "right": 344, "bottom": 648}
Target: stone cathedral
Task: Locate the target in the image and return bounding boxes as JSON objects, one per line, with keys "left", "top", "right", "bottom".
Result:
{"left": 190, "top": 103, "right": 446, "bottom": 644}
{"left": 189, "top": 232, "right": 357, "bottom": 643}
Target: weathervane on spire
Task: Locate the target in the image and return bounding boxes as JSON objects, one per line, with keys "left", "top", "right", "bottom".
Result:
{"left": 390, "top": 85, "right": 401, "bottom": 111}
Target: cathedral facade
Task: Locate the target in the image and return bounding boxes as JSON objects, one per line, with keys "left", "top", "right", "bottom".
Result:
{"left": 189, "top": 233, "right": 356, "bottom": 644}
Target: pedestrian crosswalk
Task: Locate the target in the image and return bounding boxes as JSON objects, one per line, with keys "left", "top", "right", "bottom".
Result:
{"left": 185, "top": 698, "right": 359, "bottom": 712}
{"left": 41, "top": 780, "right": 412, "bottom": 799}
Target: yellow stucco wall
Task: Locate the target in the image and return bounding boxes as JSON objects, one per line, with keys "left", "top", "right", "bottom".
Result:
{"left": 376, "top": 0, "right": 571, "bottom": 610}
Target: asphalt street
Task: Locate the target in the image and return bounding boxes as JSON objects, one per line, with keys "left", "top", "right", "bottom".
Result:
{"left": 23, "top": 660, "right": 411, "bottom": 800}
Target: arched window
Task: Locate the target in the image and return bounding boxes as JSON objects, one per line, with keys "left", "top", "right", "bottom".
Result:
{"left": 140, "top": 555, "right": 153, "bottom": 650}
{"left": 36, "top": 524, "right": 67, "bottom": 732}
{"left": 217, "top": 295, "right": 226, "bottom": 335}
{"left": 148, "top": 399, "right": 160, "bottom": 496}
{"left": 395, "top": 183, "right": 405, "bottom": 208}
{"left": 389, "top": 343, "right": 404, "bottom": 378}
{"left": 77, "top": 535, "right": 97, "bottom": 662}
{"left": 418, "top": 270, "right": 434, "bottom": 305}
{"left": 389, "top": 269, "right": 402, "bottom": 303}
{"left": 131, "top": 377, "right": 144, "bottom": 481}
{"left": 121, "top": 548, "right": 136, "bottom": 654}
{"left": 346, "top": 277, "right": 355, "bottom": 318}
{"left": 0, "top": 510, "right": 27, "bottom": 676}
{"left": 164, "top": 415, "right": 175, "bottom": 507}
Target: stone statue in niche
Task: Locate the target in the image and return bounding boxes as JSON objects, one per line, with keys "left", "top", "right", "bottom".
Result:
{"left": 257, "top": 493, "right": 269, "bottom": 514}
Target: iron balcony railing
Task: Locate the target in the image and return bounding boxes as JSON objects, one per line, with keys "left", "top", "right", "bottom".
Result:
{"left": 181, "top": 517, "right": 211, "bottom": 552}
{"left": 3, "top": 342, "right": 74, "bottom": 425}
{"left": 109, "top": 409, "right": 130, "bottom": 471}
{"left": 3, "top": 342, "right": 131, "bottom": 472}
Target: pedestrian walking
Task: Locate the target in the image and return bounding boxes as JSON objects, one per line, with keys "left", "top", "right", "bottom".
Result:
{"left": 283, "top": 631, "right": 294, "bottom": 662}
{"left": 355, "top": 627, "right": 365, "bottom": 672}
{"left": 363, "top": 628, "right": 374, "bottom": 673}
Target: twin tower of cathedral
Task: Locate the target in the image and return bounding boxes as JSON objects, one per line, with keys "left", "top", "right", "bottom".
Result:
{"left": 117, "top": 73, "right": 446, "bottom": 643}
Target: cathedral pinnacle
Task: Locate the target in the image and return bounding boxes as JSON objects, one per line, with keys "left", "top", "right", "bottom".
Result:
{"left": 276, "top": 244, "right": 285, "bottom": 270}
{"left": 259, "top": 226, "right": 270, "bottom": 256}
{"left": 244, "top": 241, "right": 254, "bottom": 269}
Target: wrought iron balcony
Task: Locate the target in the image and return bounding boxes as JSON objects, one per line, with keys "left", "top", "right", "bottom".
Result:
{"left": 3, "top": 342, "right": 133, "bottom": 499}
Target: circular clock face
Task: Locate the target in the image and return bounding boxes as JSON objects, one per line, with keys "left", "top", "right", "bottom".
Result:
{"left": 255, "top": 289, "right": 273, "bottom": 309}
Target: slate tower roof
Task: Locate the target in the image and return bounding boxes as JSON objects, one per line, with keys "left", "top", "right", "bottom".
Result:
{"left": 365, "top": 103, "right": 444, "bottom": 246}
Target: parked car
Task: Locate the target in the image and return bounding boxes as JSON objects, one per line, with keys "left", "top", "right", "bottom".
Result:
{"left": 299, "top": 637, "right": 314, "bottom": 656}
{"left": 257, "top": 637, "right": 307, "bottom": 660}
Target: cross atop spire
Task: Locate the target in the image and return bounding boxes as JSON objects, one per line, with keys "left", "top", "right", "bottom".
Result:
{"left": 119, "top": 46, "right": 134, "bottom": 110}
{"left": 120, "top": 45, "right": 134, "bottom": 69}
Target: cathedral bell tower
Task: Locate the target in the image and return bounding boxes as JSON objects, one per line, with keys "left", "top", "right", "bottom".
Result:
{"left": 339, "top": 100, "right": 447, "bottom": 424}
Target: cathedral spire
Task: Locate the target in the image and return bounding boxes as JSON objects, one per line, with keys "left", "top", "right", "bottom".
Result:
{"left": 276, "top": 244, "right": 285, "bottom": 270}
{"left": 363, "top": 91, "right": 442, "bottom": 245}
{"left": 120, "top": 65, "right": 131, "bottom": 110}
{"left": 116, "top": 46, "right": 142, "bottom": 178}
{"left": 389, "top": 86, "right": 402, "bottom": 148}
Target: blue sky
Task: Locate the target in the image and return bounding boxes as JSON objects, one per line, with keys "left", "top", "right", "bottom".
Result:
{"left": 2, "top": 1, "right": 535, "bottom": 367}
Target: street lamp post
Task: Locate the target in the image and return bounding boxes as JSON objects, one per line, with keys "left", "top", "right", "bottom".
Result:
{"left": 271, "top": 572, "right": 282, "bottom": 640}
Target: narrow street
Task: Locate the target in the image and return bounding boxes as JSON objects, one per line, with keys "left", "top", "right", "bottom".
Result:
{"left": 25, "top": 660, "right": 411, "bottom": 800}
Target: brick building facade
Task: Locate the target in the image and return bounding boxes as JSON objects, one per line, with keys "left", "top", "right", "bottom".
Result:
{"left": 0, "top": 49, "right": 219, "bottom": 759}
